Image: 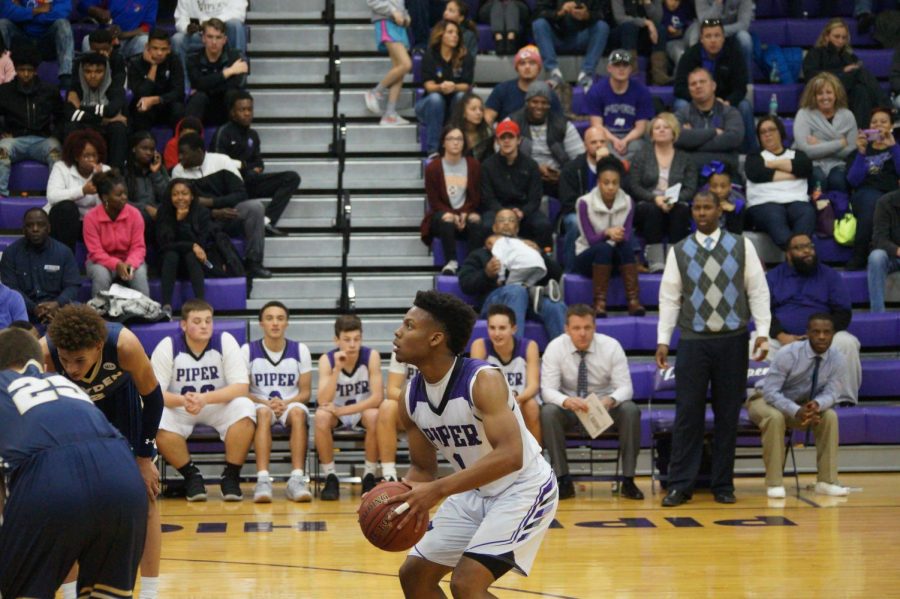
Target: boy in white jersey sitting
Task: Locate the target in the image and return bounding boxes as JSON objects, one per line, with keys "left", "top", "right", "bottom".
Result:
{"left": 152, "top": 299, "right": 257, "bottom": 502}
{"left": 375, "top": 351, "right": 418, "bottom": 483}
{"left": 243, "top": 301, "right": 313, "bottom": 503}
{"left": 470, "top": 304, "right": 542, "bottom": 444}
{"left": 391, "top": 290, "right": 558, "bottom": 597}
{"left": 316, "top": 314, "right": 383, "bottom": 500}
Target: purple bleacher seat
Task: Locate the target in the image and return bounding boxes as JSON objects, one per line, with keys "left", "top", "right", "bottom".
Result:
{"left": 855, "top": 49, "right": 893, "bottom": 79}
{"left": 412, "top": 52, "right": 423, "bottom": 84}
{"left": 834, "top": 407, "right": 868, "bottom": 445}
{"left": 431, "top": 239, "right": 470, "bottom": 266}
{"left": 595, "top": 316, "right": 639, "bottom": 351}
{"left": 635, "top": 316, "right": 680, "bottom": 350}
{"left": 434, "top": 274, "right": 478, "bottom": 306}
{"left": 755, "top": 0, "right": 786, "bottom": 17}
{"left": 37, "top": 61, "right": 59, "bottom": 86}
{"left": 630, "top": 362, "right": 657, "bottom": 401}
{"left": 647, "top": 85, "right": 674, "bottom": 109}
{"left": 847, "top": 19, "right": 876, "bottom": 47}
{"left": 71, "top": 22, "right": 97, "bottom": 49}
{"left": 753, "top": 83, "right": 804, "bottom": 116}
{"left": 562, "top": 273, "right": 662, "bottom": 308}
{"left": 0, "top": 196, "right": 46, "bottom": 229}
{"left": 785, "top": 18, "right": 830, "bottom": 47}
{"left": 750, "top": 20, "right": 788, "bottom": 46}
{"left": 476, "top": 24, "right": 496, "bottom": 53}
{"left": 846, "top": 312, "right": 900, "bottom": 348}
{"left": 9, "top": 161, "right": 50, "bottom": 193}
{"left": 859, "top": 359, "right": 900, "bottom": 397}
{"left": 573, "top": 119, "right": 589, "bottom": 137}
{"left": 838, "top": 270, "right": 869, "bottom": 304}
{"left": 129, "top": 318, "right": 247, "bottom": 354}
{"left": 815, "top": 237, "right": 853, "bottom": 264}
{"left": 151, "top": 126, "right": 174, "bottom": 154}
{"left": 863, "top": 405, "right": 900, "bottom": 444}
{"left": 782, "top": 117, "right": 794, "bottom": 145}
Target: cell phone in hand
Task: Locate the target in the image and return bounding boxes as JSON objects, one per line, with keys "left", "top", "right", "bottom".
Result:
{"left": 862, "top": 128, "right": 882, "bottom": 142}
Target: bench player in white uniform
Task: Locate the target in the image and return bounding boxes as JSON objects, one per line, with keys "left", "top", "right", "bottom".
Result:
{"left": 243, "top": 301, "right": 314, "bottom": 503}
{"left": 316, "top": 314, "right": 383, "bottom": 500}
{"left": 376, "top": 351, "right": 418, "bottom": 483}
{"left": 391, "top": 291, "right": 558, "bottom": 598}
{"left": 152, "top": 299, "right": 257, "bottom": 502}
{"left": 470, "top": 304, "right": 543, "bottom": 445}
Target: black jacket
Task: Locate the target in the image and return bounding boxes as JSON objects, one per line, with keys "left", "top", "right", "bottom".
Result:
{"left": 64, "top": 61, "right": 128, "bottom": 126}
{"left": 533, "top": 0, "right": 610, "bottom": 28}
{"left": 187, "top": 48, "right": 246, "bottom": 96}
{"left": 191, "top": 169, "right": 248, "bottom": 209}
{"left": 156, "top": 202, "right": 213, "bottom": 254}
{"left": 673, "top": 37, "right": 748, "bottom": 106}
{"left": 480, "top": 151, "right": 543, "bottom": 215}
{"left": 458, "top": 245, "right": 562, "bottom": 308}
{"left": 509, "top": 107, "right": 572, "bottom": 169}
{"left": 0, "top": 77, "right": 63, "bottom": 138}
{"left": 559, "top": 153, "right": 592, "bottom": 216}
{"left": 873, "top": 190, "right": 900, "bottom": 257}
{"left": 211, "top": 122, "right": 263, "bottom": 176}
{"left": 127, "top": 53, "right": 185, "bottom": 108}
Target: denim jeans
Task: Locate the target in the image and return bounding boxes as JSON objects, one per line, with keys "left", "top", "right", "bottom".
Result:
{"left": 0, "top": 18, "right": 73, "bottom": 78}
{"left": 531, "top": 17, "right": 609, "bottom": 75}
{"left": 83, "top": 33, "right": 147, "bottom": 58}
{"left": 481, "top": 284, "right": 567, "bottom": 341}
{"left": 415, "top": 91, "right": 465, "bottom": 155}
{"left": 812, "top": 165, "right": 849, "bottom": 193}
{"left": 736, "top": 99, "right": 758, "bottom": 153}
{"left": 746, "top": 200, "right": 816, "bottom": 249}
{"left": 867, "top": 249, "right": 900, "bottom": 312}
{"left": 572, "top": 238, "right": 636, "bottom": 276}
{"left": 0, "top": 136, "right": 61, "bottom": 196}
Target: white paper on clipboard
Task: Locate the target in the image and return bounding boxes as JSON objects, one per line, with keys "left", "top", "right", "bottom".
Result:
{"left": 664, "top": 183, "right": 682, "bottom": 205}
{"left": 574, "top": 393, "right": 614, "bottom": 438}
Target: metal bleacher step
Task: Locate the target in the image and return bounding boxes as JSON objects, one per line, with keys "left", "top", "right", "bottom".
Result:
{"left": 247, "top": 0, "right": 370, "bottom": 21}
{"left": 257, "top": 123, "right": 419, "bottom": 154}
{"left": 251, "top": 89, "right": 415, "bottom": 118}
{"left": 248, "top": 24, "right": 377, "bottom": 53}
{"left": 277, "top": 195, "right": 424, "bottom": 229}
{"left": 248, "top": 316, "right": 404, "bottom": 355}
{"left": 263, "top": 158, "right": 423, "bottom": 190}
{"left": 248, "top": 273, "right": 433, "bottom": 311}
{"left": 263, "top": 233, "right": 431, "bottom": 269}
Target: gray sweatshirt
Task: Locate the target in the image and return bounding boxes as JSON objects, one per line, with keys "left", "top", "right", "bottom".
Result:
{"left": 694, "top": 0, "right": 754, "bottom": 36}
{"left": 367, "top": 0, "right": 408, "bottom": 23}
{"left": 611, "top": 0, "right": 663, "bottom": 28}
{"left": 791, "top": 107, "right": 857, "bottom": 174}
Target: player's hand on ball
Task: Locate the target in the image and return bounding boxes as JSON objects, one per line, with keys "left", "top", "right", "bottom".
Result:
{"left": 388, "top": 480, "right": 445, "bottom": 534}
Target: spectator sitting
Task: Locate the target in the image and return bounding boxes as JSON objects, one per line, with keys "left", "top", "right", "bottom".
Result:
{"left": 458, "top": 207, "right": 567, "bottom": 341}
{"left": 469, "top": 304, "right": 542, "bottom": 443}
{"left": 212, "top": 90, "right": 299, "bottom": 236}
{"left": 509, "top": 81, "right": 582, "bottom": 197}
{"left": 685, "top": 1, "right": 754, "bottom": 76}
{"left": 803, "top": 18, "right": 890, "bottom": 128}
{"left": 0, "top": 0, "right": 74, "bottom": 89}
{"left": 421, "top": 126, "right": 483, "bottom": 276}
{"left": 415, "top": 20, "right": 474, "bottom": 158}
{"left": 477, "top": 0, "right": 530, "bottom": 56}
{"left": 745, "top": 115, "right": 815, "bottom": 250}
{"left": 0, "top": 280, "right": 27, "bottom": 328}
{"left": 155, "top": 178, "right": 211, "bottom": 316}
{"left": 127, "top": 28, "right": 186, "bottom": 132}
{"left": 64, "top": 52, "right": 129, "bottom": 169}
{"left": 586, "top": 49, "right": 654, "bottom": 160}
{"left": 792, "top": 73, "right": 856, "bottom": 193}
{"left": 609, "top": 0, "right": 666, "bottom": 81}
{"left": 0, "top": 46, "right": 63, "bottom": 197}
{"left": 673, "top": 67, "right": 744, "bottom": 174}
{"left": 171, "top": 132, "right": 271, "bottom": 279}
{"left": 660, "top": 0, "right": 694, "bottom": 72}
{"left": 845, "top": 107, "right": 900, "bottom": 270}
{"left": 480, "top": 119, "right": 552, "bottom": 249}
{"left": 83, "top": 169, "right": 150, "bottom": 298}
{"left": 531, "top": 0, "right": 612, "bottom": 92}
{"left": 172, "top": 0, "right": 247, "bottom": 73}
{"left": 573, "top": 156, "right": 645, "bottom": 317}
{"left": 125, "top": 130, "right": 169, "bottom": 243}
{"left": 540, "top": 303, "right": 644, "bottom": 500}
{"left": 764, "top": 233, "right": 861, "bottom": 404}
{"left": 450, "top": 91, "right": 494, "bottom": 163}
{"left": 559, "top": 126, "right": 615, "bottom": 270}
{"left": 78, "top": 0, "right": 157, "bottom": 57}
{"left": 868, "top": 190, "right": 900, "bottom": 313}
{"left": 84, "top": 29, "right": 127, "bottom": 91}
{"left": 484, "top": 45, "right": 562, "bottom": 124}
{"left": 443, "top": 0, "right": 479, "bottom": 57}
{"left": 701, "top": 159, "right": 745, "bottom": 234}
{"left": 363, "top": 0, "right": 413, "bottom": 126}
{"left": 0, "top": 35, "right": 14, "bottom": 84}
{"left": 747, "top": 313, "right": 852, "bottom": 499}
{"left": 0, "top": 208, "right": 80, "bottom": 326}
{"left": 46, "top": 129, "right": 111, "bottom": 253}
{"left": 185, "top": 18, "right": 248, "bottom": 127}
{"left": 627, "top": 112, "right": 697, "bottom": 272}
{"left": 164, "top": 116, "right": 204, "bottom": 170}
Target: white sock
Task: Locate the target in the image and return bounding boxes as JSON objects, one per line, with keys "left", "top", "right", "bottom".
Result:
{"left": 291, "top": 468, "right": 305, "bottom": 478}
{"left": 322, "top": 462, "right": 336, "bottom": 476}
{"left": 382, "top": 462, "right": 397, "bottom": 480}
{"left": 364, "top": 461, "right": 378, "bottom": 476}
{"left": 61, "top": 581, "right": 77, "bottom": 599}
{"left": 139, "top": 577, "right": 159, "bottom": 599}
{"left": 257, "top": 470, "right": 270, "bottom": 480}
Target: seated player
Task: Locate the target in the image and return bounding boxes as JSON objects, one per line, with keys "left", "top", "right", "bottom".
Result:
{"left": 152, "top": 299, "right": 257, "bottom": 502}
{"left": 376, "top": 351, "right": 418, "bottom": 484}
{"left": 243, "top": 301, "right": 313, "bottom": 503}
{"left": 469, "top": 304, "right": 542, "bottom": 444}
{"left": 0, "top": 327, "right": 147, "bottom": 599}
{"left": 43, "top": 304, "right": 164, "bottom": 599}
{"left": 316, "top": 314, "right": 383, "bottom": 500}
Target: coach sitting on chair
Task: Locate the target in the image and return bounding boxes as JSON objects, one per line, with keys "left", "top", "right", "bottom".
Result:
{"left": 540, "top": 303, "right": 643, "bottom": 501}
{"left": 747, "top": 313, "right": 852, "bottom": 499}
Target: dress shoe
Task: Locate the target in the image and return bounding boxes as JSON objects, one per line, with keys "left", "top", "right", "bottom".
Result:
{"left": 246, "top": 264, "right": 273, "bottom": 279}
{"left": 265, "top": 224, "right": 288, "bottom": 237}
{"left": 557, "top": 475, "right": 575, "bottom": 500}
{"left": 620, "top": 478, "right": 644, "bottom": 500}
{"left": 714, "top": 491, "right": 737, "bottom": 504}
{"left": 662, "top": 488, "right": 691, "bottom": 507}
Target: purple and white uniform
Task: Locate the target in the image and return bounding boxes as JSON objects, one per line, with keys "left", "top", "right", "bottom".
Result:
{"left": 243, "top": 339, "right": 312, "bottom": 427}
{"left": 483, "top": 337, "right": 540, "bottom": 403}
{"left": 326, "top": 346, "right": 374, "bottom": 429}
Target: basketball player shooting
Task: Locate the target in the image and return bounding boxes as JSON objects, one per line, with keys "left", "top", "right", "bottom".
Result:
{"left": 389, "top": 290, "right": 558, "bottom": 598}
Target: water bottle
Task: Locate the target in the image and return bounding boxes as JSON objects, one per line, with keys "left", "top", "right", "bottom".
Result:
{"left": 769, "top": 93, "right": 778, "bottom": 116}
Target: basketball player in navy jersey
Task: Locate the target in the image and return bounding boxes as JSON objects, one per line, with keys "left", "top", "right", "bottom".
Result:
{"left": 390, "top": 290, "right": 558, "bottom": 598}
{"left": 470, "top": 304, "right": 543, "bottom": 445}
{"left": 0, "top": 327, "right": 147, "bottom": 599}
{"left": 42, "top": 304, "right": 165, "bottom": 599}
{"left": 375, "top": 351, "right": 418, "bottom": 483}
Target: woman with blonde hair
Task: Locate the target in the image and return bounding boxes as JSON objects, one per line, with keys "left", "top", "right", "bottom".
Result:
{"left": 802, "top": 18, "right": 890, "bottom": 127}
{"left": 792, "top": 72, "right": 857, "bottom": 192}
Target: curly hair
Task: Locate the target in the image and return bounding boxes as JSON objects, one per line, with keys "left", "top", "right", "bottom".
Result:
{"left": 62, "top": 129, "right": 108, "bottom": 167}
{"left": 413, "top": 290, "right": 476, "bottom": 355}
{"left": 47, "top": 305, "right": 108, "bottom": 351}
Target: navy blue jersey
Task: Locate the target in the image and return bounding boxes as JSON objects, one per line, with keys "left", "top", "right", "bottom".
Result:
{"left": 0, "top": 365, "right": 123, "bottom": 478}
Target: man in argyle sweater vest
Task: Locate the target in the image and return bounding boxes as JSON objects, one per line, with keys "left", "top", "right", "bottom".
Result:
{"left": 656, "top": 192, "right": 772, "bottom": 507}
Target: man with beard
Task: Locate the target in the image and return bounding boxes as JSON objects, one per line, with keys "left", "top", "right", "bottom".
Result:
{"left": 763, "top": 233, "right": 861, "bottom": 404}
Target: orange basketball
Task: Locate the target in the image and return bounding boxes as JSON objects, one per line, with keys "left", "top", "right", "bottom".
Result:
{"left": 358, "top": 481, "right": 424, "bottom": 552}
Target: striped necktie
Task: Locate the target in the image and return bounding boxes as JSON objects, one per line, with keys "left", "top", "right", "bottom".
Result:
{"left": 577, "top": 351, "right": 588, "bottom": 398}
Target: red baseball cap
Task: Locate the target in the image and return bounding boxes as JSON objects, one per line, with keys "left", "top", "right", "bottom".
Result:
{"left": 495, "top": 119, "right": 520, "bottom": 138}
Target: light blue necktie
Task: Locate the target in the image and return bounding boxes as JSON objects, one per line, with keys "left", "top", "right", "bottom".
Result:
{"left": 704, "top": 237, "right": 714, "bottom": 251}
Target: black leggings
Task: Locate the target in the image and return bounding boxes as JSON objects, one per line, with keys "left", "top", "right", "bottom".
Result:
{"left": 159, "top": 250, "right": 205, "bottom": 307}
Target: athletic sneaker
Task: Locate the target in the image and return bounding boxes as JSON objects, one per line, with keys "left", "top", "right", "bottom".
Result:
{"left": 441, "top": 259, "right": 458, "bottom": 276}
{"left": 364, "top": 89, "right": 383, "bottom": 114}
{"left": 286, "top": 474, "right": 312, "bottom": 502}
{"left": 185, "top": 472, "right": 207, "bottom": 502}
{"left": 767, "top": 486, "right": 786, "bottom": 499}
{"left": 380, "top": 113, "right": 410, "bottom": 126}
{"left": 221, "top": 472, "right": 243, "bottom": 501}
{"left": 362, "top": 473, "right": 377, "bottom": 494}
{"left": 815, "top": 482, "right": 849, "bottom": 496}
{"left": 254, "top": 477, "right": 273, "bottom": 503}
{"left": 321, "top": 473, "right": 340, "bottom": 501}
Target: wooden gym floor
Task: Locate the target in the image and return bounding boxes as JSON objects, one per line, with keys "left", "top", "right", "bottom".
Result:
{"left": 138, "top": 473, "right": 900, "bottom": 598}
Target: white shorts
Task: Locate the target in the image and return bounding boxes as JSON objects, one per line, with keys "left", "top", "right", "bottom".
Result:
{"left": 255, "top": 401, "right": 310, "bottom": 428}
{"left": 410, "top": 460, "right": 558, "bottom": 576}
{"left": 159, "top": 397, "right": 257, "bottom": 440}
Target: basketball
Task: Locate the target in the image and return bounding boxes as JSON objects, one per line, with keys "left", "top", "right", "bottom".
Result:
{"left": 358, "top": 481, "right": 424, "bottom": 552}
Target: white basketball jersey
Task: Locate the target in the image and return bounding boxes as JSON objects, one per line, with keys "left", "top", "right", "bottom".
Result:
{"left": 405, "top": 358, "right": 544, "bottom": 497}
{"left": 243, "top": 339, "right": 312, "bottom": 400}
{"left": 326, "top": 346, "right": 374, "bottom": 408}
{"left": 152, "top": 331, "right": 247, "bottom": 396}
{"left": 483, "top": 337, "right": 536, "bottom": 400}
{"left": 389, "top": 351, "right": 418, "bottom": 382}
